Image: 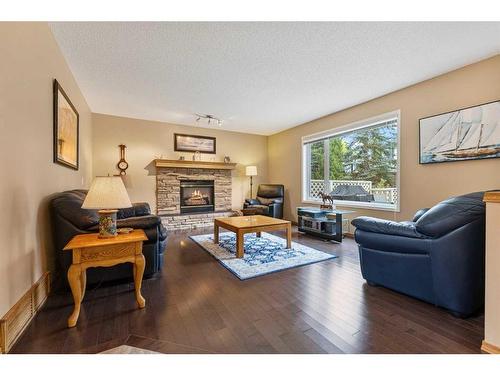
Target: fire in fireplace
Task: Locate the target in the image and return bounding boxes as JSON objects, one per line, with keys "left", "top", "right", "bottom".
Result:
{"left": 180, "top": 180, "right": 215, "bottom": 214}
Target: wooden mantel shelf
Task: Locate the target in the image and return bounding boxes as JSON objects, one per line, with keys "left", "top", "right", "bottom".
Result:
{"left": 484, "top": 192, "right": 500, "bottom": 203}
{"left": 154, "top": 159, "right": 237, "bottom": 170}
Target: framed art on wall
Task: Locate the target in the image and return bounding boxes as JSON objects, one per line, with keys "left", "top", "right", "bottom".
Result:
{"left": 174, "top": 133, "right": 216, "bottom": 154}
{"left": 419, "top": 100, "right": 500, "bottom": 164}
{"left": 53, "top": 79, "right": 79, "bottom": 169}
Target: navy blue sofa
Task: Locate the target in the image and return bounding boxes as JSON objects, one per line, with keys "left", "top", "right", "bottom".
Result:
{"left": 351, "top": 192, "right": 486, "bottom": 318}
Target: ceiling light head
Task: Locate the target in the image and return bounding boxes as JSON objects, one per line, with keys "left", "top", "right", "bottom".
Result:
{"left": 194, "top": 113, "right": 223, "bottom": 127}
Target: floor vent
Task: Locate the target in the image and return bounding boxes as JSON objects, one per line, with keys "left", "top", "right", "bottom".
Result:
{"left": 0, "top": 272, "right": 50, "bottom": 353}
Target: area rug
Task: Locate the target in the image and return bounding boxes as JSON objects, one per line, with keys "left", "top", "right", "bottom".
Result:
{"left": 189, "top": 232, "right": 336, "bottom": 280}
{"left": 100, "top": 345, "right": 160, "bottom": 354}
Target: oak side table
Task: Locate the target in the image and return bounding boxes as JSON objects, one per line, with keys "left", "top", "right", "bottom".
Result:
{"left": 63, "top": 229, "right": 148, "bottom": 328}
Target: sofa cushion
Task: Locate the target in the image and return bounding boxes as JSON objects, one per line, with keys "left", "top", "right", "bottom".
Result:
{"left": 412, "top": 208, "right": 429, "bottom": 222}
{"left": 250, "top": 205, "right": 270, "bottom": 214}
{"left": 117, "top": 206, "right": 136, "bottom": 219}
{"left": 133, "top": 202, "right": 151, "bottom": 216}
{"left": 116, "top": 215, "right": 161, "bottom": 229}
{"left": 258, "top": 197, "right": 276, "bottom": 205}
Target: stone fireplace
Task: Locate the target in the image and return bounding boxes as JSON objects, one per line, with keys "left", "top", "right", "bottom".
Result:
{"left": 155, "top": 159, "right": 237, "bottom": 230}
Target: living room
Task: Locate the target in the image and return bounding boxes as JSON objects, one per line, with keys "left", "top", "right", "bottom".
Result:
{"left": 1, "top": 1, "right": 500, "bottom": 372}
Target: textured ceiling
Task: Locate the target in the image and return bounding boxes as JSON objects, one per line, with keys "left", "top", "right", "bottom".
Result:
{"left": 49, "top": 22, "right": 500, "bottom": 135}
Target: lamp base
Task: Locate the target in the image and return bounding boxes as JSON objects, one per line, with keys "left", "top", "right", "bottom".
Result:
{"left": 97, "top": 209, "right": 118, "bottom": 238}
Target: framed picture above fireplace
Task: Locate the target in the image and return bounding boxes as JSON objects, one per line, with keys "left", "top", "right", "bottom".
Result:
{"left": 174, "top": 133, "right": 216, "bottom": 154}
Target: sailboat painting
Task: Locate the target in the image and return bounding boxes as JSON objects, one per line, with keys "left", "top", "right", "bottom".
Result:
{"left": 420, "top": 100, "right": 500, "bottom": 164}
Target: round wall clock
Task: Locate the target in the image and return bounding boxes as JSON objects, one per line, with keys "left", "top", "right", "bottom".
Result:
{"left": 117, "top": 144, "right": 129, "bottom": 175}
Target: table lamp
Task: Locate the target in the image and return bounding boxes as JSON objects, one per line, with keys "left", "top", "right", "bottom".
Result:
{"left": 245, "top": 165, "right": 258, "bottom": 199}
{"left": 82, "top": 176, "right": 132, "bottom": 238}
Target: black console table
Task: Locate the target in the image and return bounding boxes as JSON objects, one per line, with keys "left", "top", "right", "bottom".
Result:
{"left": 297, "top": 207, "right": 354, "bottom": 242}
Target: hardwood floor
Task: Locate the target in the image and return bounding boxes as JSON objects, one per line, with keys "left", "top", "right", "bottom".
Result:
{"left": 11, "top": 226, "right": 484, "bottom": 354}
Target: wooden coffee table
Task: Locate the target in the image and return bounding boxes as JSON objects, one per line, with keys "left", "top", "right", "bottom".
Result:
{"left": 214, "top": 215, "right": 292, "bottom": 258}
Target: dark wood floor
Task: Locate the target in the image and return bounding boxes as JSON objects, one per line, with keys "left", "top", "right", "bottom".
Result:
{"left": 12, "top": 226, "right": 484, "bottom": 354}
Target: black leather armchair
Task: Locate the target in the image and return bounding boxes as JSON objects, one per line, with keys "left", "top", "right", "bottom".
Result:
{"left": 50, "top": 190, "right": 167, "bottom": 286}
{"left": 244, "top": 184, "right": 284, "bottom": 219}
{"left": 351, "top": 192, "right": 486, "bottom": 318}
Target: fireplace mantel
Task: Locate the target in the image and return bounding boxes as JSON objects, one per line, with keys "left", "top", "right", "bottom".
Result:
{"left": 154, "top": 159, "right": 237, "bottom": 170}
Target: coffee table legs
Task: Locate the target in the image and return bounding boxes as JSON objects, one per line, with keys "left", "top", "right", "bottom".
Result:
{"left": 214, "top": 222, "right": 244, "bottom": 258}
{"left": 213, "top": 222, "right": 291, "bottom": 258}
{"left": 236, "top": 231, "right": 244, "bottom": 258}
{"left": 214, "top": 222, "right": 219, "bottom": 244}
{"left": 286, "top": 223, "right": 292, "bottom": 249}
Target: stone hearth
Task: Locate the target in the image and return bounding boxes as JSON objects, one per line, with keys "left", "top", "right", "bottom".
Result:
{"left": 156, "top": 161, "right": 235, "bottom": 230}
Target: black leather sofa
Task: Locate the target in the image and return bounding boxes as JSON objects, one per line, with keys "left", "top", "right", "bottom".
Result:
{"left": 50, "top": 190, "right": 167, "bottom": 286}
{"left": 244, "top": 184, "right": 284, "bottom": 219}
{"left": 351, "top": 192, "right": 486, "bottom": 317}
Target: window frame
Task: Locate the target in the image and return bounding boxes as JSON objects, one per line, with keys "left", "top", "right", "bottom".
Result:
{"left": 301, "top": 110, "right": 401, "bottom": 212}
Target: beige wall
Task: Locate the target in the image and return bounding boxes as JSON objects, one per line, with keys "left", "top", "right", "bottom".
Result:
{"left": 92, "top": 114, "right": 268, "bottom": 213}
{"left": 268, "top": 55, "right": 500, "bottom": 225}
{"left": 485, "top": 199, "right": 500, "bottom": 349}
{"left": 0, "top": 23, "right": 93, "bottom": 316}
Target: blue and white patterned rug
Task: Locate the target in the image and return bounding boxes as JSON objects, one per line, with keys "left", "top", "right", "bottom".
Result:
{"left": 189, "top": 232, "right": 337, "bottom": 280}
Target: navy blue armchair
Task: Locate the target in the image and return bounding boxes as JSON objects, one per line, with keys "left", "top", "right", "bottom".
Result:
{"left": 351, "top": 192, "right": 486, "bottom": 318}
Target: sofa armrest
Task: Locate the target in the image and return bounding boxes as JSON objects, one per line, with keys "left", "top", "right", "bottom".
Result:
{"left": 351, "top": 217, "right": 428, "bottom": 239}
{"left": 268, "top": 202, "right": 283, "bottom": 219}
{"left": 245, "top": 199, "right": 260, "bottom": 206}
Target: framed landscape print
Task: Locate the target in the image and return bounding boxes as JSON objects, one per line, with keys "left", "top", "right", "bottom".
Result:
{"left": 53, "top": 79, "right": 79, "bottom": 169}
{"left": 419, "top": 100, "right": 500, "bottom": 164}
{"left": 174, "top": 133, "right": 216, "bottom": 154}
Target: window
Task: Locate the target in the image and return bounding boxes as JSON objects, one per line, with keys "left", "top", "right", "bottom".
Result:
{"left": 302, "top": 111, "right": 400, "bottom": 211}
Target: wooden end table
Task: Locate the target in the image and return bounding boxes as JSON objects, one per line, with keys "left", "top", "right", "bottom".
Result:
{"left": 63, "top": 229, "right": 148, "bottom": 328}
{"left": 214, "top": 215, "right": 292, "bottom": 258}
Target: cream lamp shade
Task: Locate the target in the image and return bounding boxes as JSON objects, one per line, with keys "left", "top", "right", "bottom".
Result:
{"left": 82, "top": 176, "right": 132, "bottom": 210}
{"left": 246, "top": 166, "right": 258, "bottom": 176}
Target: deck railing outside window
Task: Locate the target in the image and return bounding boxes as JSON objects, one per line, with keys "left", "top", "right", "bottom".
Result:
{"left": 309, "top": 179, "right": 398, "bottom": 205}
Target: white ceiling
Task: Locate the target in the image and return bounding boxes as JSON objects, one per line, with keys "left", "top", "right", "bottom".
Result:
{"left": 49, "top": 22, "right": 500, "bottom": 135}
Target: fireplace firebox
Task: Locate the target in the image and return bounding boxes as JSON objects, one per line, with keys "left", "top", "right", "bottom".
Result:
{"left": 180, "top": 180, "right": 215, "bottom": 214}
